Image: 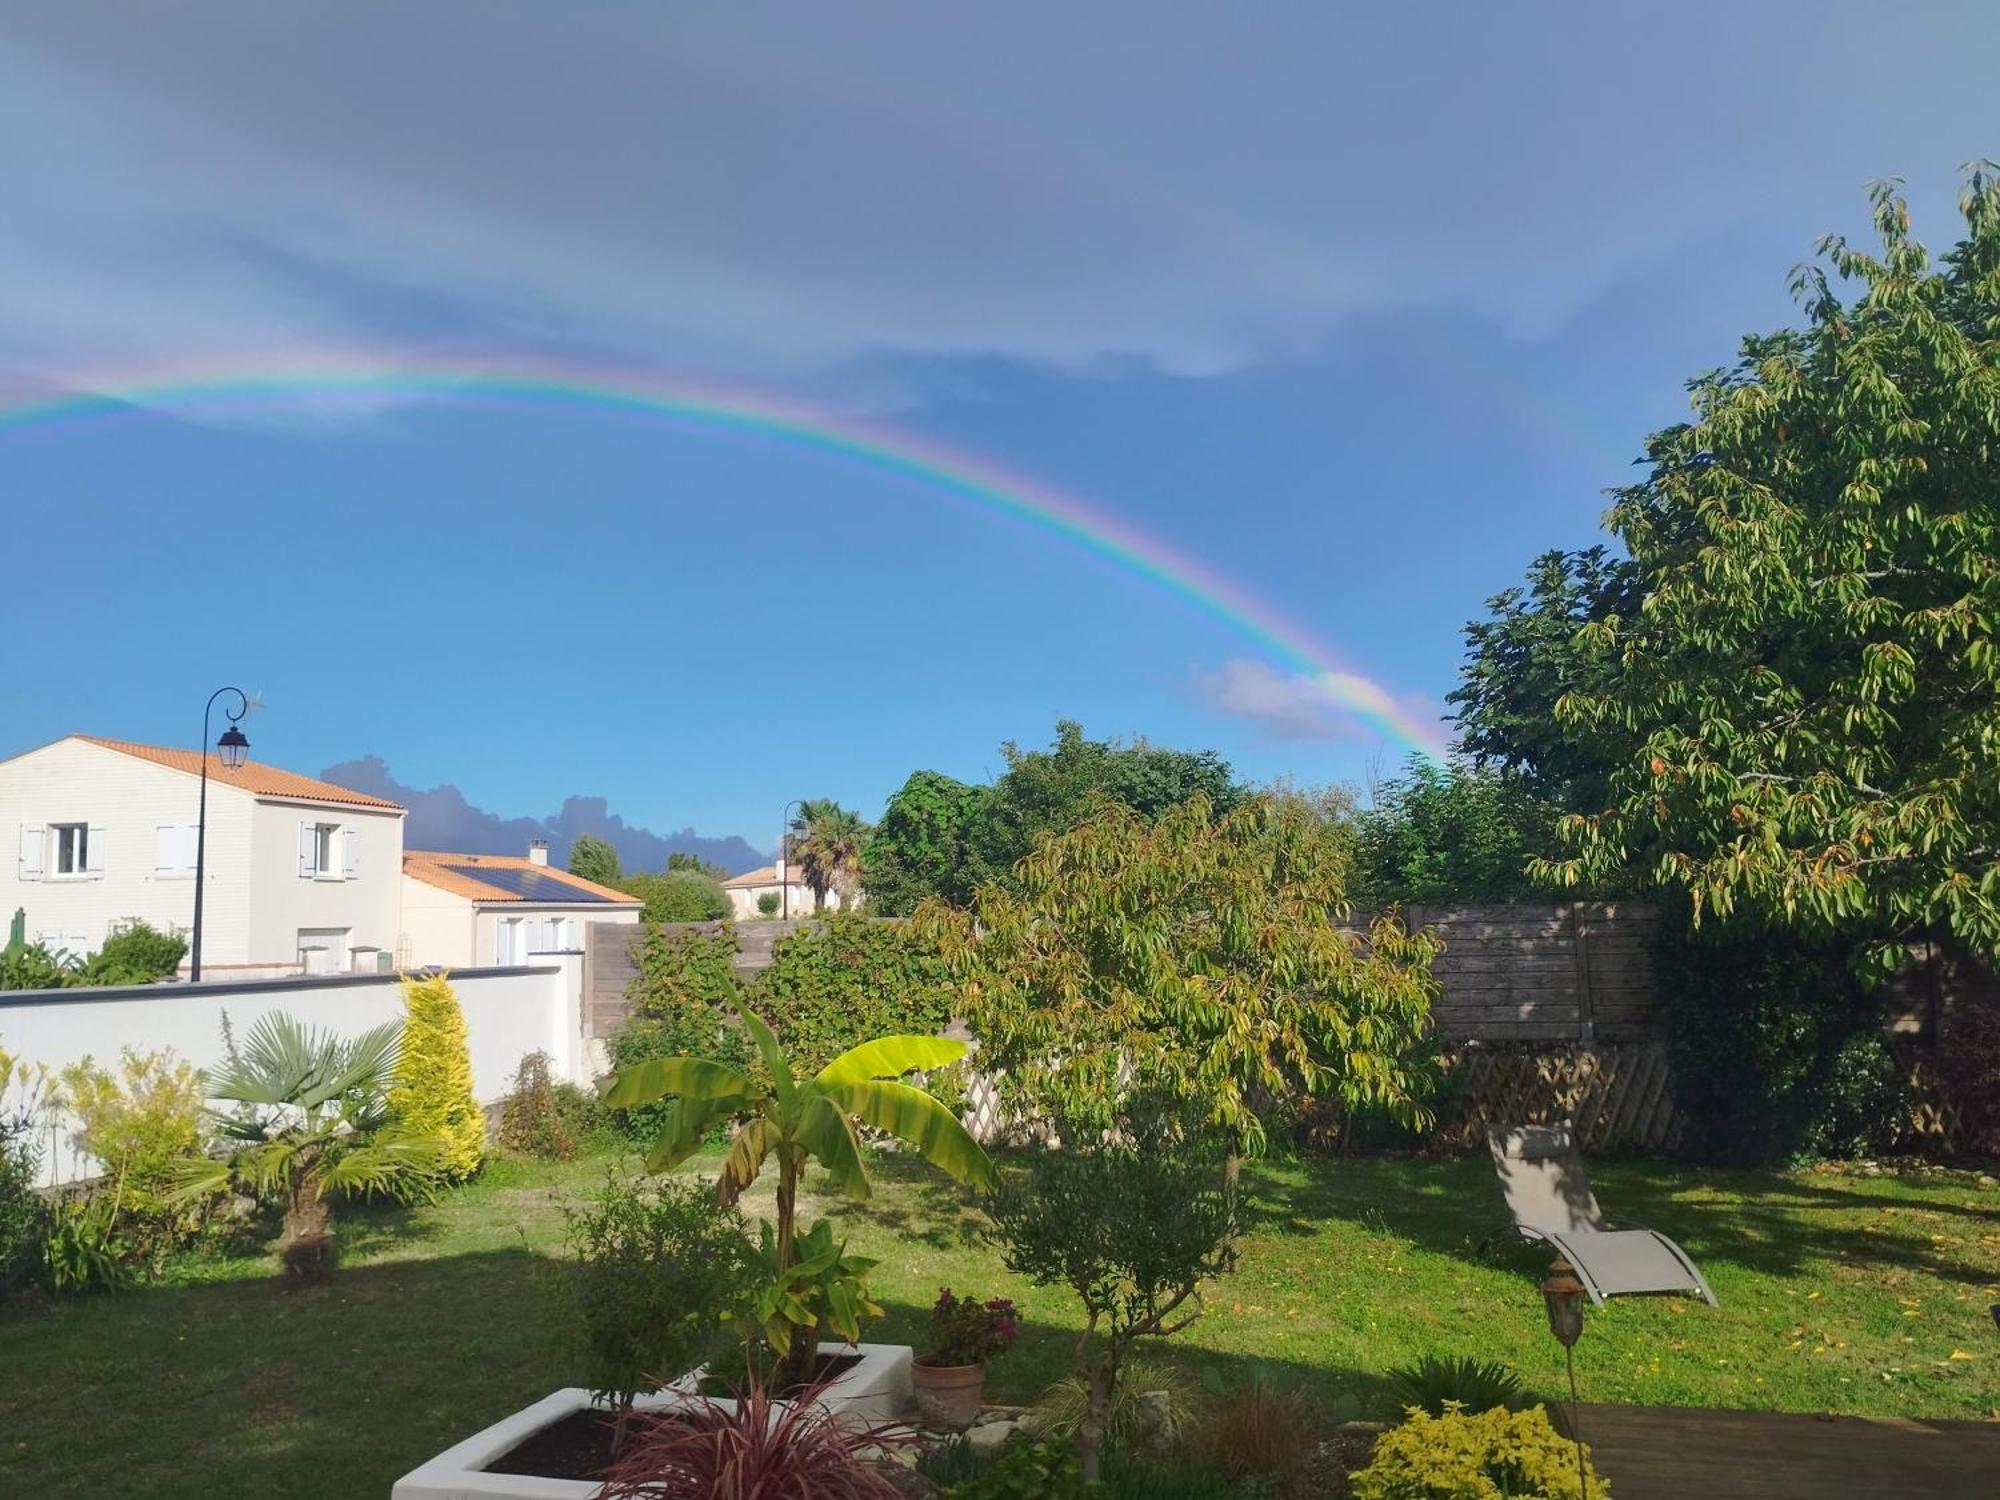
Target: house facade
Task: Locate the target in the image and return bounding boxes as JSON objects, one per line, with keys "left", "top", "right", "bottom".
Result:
{"left": 401, "top": 842, "right": 641, "bottom": 969}
{"left": 2, "top": 735, "right": 405, "bottom": 978}
{"left": 720, "top": 857, "right": 855, "bottom": 919}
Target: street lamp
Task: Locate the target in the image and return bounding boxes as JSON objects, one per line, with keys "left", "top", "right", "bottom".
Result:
{"left": 190, "top": 687, "right": 250, "bottom": 982}
{"left": 1540, "top": 1256, "right": 1592, "bottom": 1498}
{"left": 779, "top": 799, "right": 804, "bottom": 921}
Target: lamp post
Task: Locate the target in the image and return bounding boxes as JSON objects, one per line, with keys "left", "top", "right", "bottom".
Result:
{"left": 190, "top": 687, "right": 251, "bottom": 983}
{"left": 1540, "top": 1255, "right": 1591, "bottom": 1498}
{"left": 779, "top": 799, "right": 804, "bottom": 921}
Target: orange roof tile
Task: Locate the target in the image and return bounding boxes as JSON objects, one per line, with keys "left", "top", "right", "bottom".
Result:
{"left": 403, "top": 850, "right": 642, "bottom": 905}
{"left": 721, "top": 863, "right": 803, "bottom": 888}
{"left": 75, "top": 735, "right": 404, "bottom": 810}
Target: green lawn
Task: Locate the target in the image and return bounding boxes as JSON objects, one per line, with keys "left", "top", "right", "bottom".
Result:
{"left": 2, "top": 1149, "right": 1995, "bottom": 1498}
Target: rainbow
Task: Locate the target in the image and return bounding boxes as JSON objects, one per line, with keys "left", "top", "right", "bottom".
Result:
{"left": 0, "top": 356, "right": 1447, "bottom": 756}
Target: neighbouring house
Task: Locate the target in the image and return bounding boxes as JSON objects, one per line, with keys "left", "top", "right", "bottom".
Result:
{"left": 2, "top": 734, "right": 406, "bottom": 978}
{"left": 401, "top": 841, "right": 641, "bottom": 969}
{"left": 720, "top": 856, "right": 856, "bottom": 919}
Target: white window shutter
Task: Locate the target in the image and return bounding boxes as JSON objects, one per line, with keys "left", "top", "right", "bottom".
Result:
{"left": 85, "top": 826, "right": 106, "bottom": 875}
{"left": 18, "top": 825, "right": 44, "bottom": 881}
{"left": 298, "top": 822, "right": 316, "bottom": 878}
{"left": 342, "top": 829, "right": 361, "bottom": 880}
{"left": 156, "top": 826, "right": 175, "bottom": 876}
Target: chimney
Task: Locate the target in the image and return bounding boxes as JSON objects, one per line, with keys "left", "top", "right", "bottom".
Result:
{"left": 528, "top": 840, "right": 549, "bottom": 867}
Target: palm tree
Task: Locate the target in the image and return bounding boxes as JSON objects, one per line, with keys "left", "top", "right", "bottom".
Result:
{"left": 175, "top": 1013, "right": 446, "bottom": 1281}
{"left": 786, "top": 799, "right": 870, "bottom": 910}
{"left": 603, "top": 993, "right": 992, "bottom": 1378}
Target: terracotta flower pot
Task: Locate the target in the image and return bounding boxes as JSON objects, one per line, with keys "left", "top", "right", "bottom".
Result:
{"left": 911, "top": 1358, "right": 986, "bottom": 1431}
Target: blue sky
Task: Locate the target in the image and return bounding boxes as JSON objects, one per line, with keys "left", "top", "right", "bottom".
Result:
{"left": 2, "top": 2, "right": 1996, "bottom": 856}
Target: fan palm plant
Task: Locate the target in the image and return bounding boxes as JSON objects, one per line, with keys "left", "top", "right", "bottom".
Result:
{"left": 175, "top": 1013, "right": 447, "bottom": 1281}
{"left": 603, "top": 993, "right": 993, "bottom": 1378}
{"left": 786, "top": 799, "right": 870, "bottom": 910}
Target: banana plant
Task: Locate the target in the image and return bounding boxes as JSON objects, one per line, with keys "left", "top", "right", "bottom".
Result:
{"left": 602, "top": 994, "right": 995, "bottom": 1286}
{"left": 749, "top": 1218, "right": 883, "bottom": 1360}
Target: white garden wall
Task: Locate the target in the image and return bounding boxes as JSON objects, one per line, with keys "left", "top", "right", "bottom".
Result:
{"left": 0, "top": 959, "right": 587, "bottom": 1187}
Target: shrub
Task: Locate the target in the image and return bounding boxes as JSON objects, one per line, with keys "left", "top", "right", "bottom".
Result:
{"left": 55, "top": 1047, "right": 209, "bottom": 1274}
{"left": 624, "top": 869, "right": 733, "bottom": 924}
{"left": 1658, "top": 920, "right": 1906, "bottom": 1164}
{"left": 1029, "top": 1355, "right": 1203, "bottom": 1453}
{"left": 543, "top": 1175, "right": 757, "bottom": 1411}
{"left": 0, "top": 1050, "right": 51, "bottom": 1293}
{"left": 945, "top": 1438, "right": 1101, "bottom": 1500}
{"left": 1187, "top": 1382, "right": 1323, "bottom": 1498}
{"left": 497, "top": 1050, "right": 601, "bottom": 1160}
{"left": 43, "top": 1187, "right": 130, "bottom": 1292}
{"left": 1351, "top": 1405, "right": 1606, "bottom": 1500}
{"left": 928, "top": 1286, "right": 1020, "bottom": 1367}
{"left": 389, "top": 973, "right": 486, "bottom": 1179}
{"left": 599, "top": 1377, "right": 912, "bottom": 1500}
{"left": 757, "top": 890, "right": 782, "bottom": 917}
{"left": 610, "top": 925, "right": 751, "bottom": 1142}
{"left": 1387, "top": 1355, "right": 1527, "bottom": 1419}
{"left": 1930, "top": 997, "right": 2000, "bottom": 1157}
{"left": 759, "top": 910, "right": 959, "bottom": 1076}
{"left": 77, "top": 920, "right": 186, "bottom": 985}
{"left": 0, "top": 941, "right": 78, "bottom": 991}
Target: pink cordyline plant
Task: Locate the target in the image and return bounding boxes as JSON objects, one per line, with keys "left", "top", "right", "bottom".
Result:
{"left": 595, "top": 1376, "right": 914, "bottom": 1500}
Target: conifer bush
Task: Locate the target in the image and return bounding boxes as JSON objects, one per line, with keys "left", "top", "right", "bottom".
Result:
{"left": 389, "top": 973, "right": 486, "bottom": 1179}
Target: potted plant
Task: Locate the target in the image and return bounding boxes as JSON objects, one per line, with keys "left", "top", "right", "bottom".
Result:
{"left": 913, "top": 1286, "right": 1019, "bottom": 1430}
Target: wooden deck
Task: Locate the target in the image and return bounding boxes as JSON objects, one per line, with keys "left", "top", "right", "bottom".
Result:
{"left": 1557, "top": 1403, "right": 2000, "bottom": 1499}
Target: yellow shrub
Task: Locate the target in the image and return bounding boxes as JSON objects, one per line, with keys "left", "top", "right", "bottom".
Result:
{"left": 389, "top": 973, "right": 486, "bottom": 1179}
{"left": 1352, "top": 1404, "right": 1608, "bottom": 1500}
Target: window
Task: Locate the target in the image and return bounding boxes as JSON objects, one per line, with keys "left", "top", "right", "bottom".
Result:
{"left": 52, "top": 824, "right": 89, "bottom": 877}
{"left": 299, "top": 821, "right": 351, "bottom": 879}
{"left": 495, "top": 916, "right": 524, "bottom": 965}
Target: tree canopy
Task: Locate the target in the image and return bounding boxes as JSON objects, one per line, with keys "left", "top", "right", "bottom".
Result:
{"left": 865, "top": 720, "right": 1241, "bottom": 913}
{"left": 923, "top": 792, "right": 1440, "bottom": 1152}
{"left": 1351, "top": 757, "right": 1561, "bottom": 906}
{"left": 567, "top": 834, "right": 623, "bottom": 889}
{"left": 785, "top": 799, "right": 870, "bottom": 910}
{"left": 1524, "top": 174, "right": 2000, "bottom": 972}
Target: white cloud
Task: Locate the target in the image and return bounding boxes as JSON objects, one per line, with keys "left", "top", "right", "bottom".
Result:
{"left": 1195, "top": 658, "right": 1445, "bottom": 746}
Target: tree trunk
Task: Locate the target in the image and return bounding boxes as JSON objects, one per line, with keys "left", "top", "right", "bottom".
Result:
{"left": 280, "top": 1166, "right": 335, "bottom": 1284}
{"left": 775, "top": 1149, "right": 814, "bottom": 1390}
{"left": 1222, "top": 1149, "right": 1242, "bottom": 1272}
{"left": 1078, "top": 1355, "right": 1111, "bottom": 1484}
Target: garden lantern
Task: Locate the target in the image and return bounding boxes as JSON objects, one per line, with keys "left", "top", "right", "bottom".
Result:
{"left": 1541, "top": 1256, "right": 1586, "bottom": 1348}
{"left": 1541, "top": 1256, "right": 1592, "bottom": 1496}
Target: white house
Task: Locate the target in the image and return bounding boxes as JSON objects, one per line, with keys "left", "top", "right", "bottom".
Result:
{"left": 720, "top": 857, "right": 855, "bottom": 919}
{"left": 401, "top": 842, "right": 641, "bottom": 969}
{"left": 2, "top": 734, "right": 406, "bottom": 978}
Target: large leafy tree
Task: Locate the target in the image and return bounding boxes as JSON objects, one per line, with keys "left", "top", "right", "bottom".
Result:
{"left": 1450, "top": 545, "right": 1641, "bottom": 809}
{"left": 923, "top": 793, "right": 1441, "bottom": 1157}
{"left": 176, "top": 1014, "right": 446, "bottom": 1281}
{"left": 864, "top": 720, "right": 1242, "bottom": 913}
{"left": 785, "top": 799, "right": 870, "bottom": 910}
{"left": 1537, "top": 172, "right": 2000, "bottom": 974}
{"left": 1351, "top": 757, "right": 1563, "bottom": 906}
{"left": 567, "top": 834, "right": 623, "bottom": 889}
{"left": 862, "top": 770, "right": 994, "bottom": 913}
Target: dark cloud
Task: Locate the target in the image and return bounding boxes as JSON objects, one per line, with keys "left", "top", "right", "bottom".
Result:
{"left": 322, "top": 755, "right": 767, "bottom": 877}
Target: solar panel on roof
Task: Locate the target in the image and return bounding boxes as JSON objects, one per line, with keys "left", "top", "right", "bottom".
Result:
{"left": 444, "top": 865, "right": 621, "bottom": 903}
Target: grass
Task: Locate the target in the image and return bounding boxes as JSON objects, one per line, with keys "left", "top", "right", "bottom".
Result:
{"left": 1, "top": 1148, "right": 1995, "bottom": 1497}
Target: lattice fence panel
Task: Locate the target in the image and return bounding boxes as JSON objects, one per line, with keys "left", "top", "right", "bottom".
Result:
{"left": 1432, "top": 1042, "right": 1682, "bottom": 1155}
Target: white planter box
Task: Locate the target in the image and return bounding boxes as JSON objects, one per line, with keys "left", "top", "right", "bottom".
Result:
{"left": 392, "top": 1343, "right": 913, "bottom": 1499}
